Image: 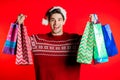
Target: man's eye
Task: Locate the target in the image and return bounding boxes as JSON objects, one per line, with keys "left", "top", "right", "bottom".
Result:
{"left": 50, "top": 19, "right": 55, "bottom": 22}
{"left": 58, "top": 19, "right": 63, "bottom": 21}
{"left": 58, "top": 19, "right": 61, "bottom": 21}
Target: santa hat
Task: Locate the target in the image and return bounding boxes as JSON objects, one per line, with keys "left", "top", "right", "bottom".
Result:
{"left": 42, "top": 6, "right": 67, "bottom": 26}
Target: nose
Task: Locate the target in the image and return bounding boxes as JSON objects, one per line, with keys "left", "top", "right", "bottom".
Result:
{"left": 54, "top": 20, "right": 58, "bottom": 25}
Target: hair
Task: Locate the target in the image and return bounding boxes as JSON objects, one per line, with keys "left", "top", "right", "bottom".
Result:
{"left": 45, "top": 8, "right": 65, "bottom": 21}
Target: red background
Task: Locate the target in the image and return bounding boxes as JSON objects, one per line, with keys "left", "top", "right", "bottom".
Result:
{"left": 0, "top": 0, "right": 120, "bottom": 80}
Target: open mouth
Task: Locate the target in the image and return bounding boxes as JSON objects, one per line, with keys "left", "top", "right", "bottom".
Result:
{"left": 53, "top": 26, "right": 59, "bottom": 30}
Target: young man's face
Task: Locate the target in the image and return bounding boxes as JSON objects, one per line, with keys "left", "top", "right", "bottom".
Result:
{"left": 49, "top": 13, "right": 65, "bottom": 36}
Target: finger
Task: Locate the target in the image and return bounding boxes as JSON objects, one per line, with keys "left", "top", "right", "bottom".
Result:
{"left": 18, "top": 14, "right": 27, "bottom": 18}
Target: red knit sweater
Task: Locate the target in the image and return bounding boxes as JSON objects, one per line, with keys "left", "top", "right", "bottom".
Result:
{"left": 30, "top": 32, "right": 81, "bottom": 80}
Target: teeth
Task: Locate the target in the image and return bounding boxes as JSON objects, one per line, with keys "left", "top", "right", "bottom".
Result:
{"left": 54, "top": 27, "right": 59, "bottom": 30}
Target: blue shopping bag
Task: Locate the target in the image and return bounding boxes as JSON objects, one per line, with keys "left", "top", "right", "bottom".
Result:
{"left": 102, "top": 24, "right": 118, "bottom": 57}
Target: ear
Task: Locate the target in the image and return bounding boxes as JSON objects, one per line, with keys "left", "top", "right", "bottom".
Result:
{"left": 63, "top": 20, "right": 66, "bottom": 25}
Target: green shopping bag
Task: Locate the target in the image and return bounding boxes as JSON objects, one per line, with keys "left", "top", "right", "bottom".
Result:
{"left": 77, "top": 22, "right": 94, "bottom": 64}
{"left": 93, "top": 23, "right": 108, "bottom": 63}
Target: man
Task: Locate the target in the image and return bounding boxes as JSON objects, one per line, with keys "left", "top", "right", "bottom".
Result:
{"left": 17, "top": 6, "right": 81, "bottom": 80}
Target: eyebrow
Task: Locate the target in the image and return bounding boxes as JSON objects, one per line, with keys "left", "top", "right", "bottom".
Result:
{"left": 50, "top": 18, "right": 63, "bottom": 20}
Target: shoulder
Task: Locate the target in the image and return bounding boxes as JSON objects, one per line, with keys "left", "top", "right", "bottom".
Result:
{"left": 30, "top": 33, "right": 49, "bottom": 37}
{"left": 29, "top": 33, "right": 48, "bottom": 41}
{"left": 61, "top": 32, "right": 82, "bottom": 42}
{"left": 67, "top": 33, "right": 82, "bottom": 39}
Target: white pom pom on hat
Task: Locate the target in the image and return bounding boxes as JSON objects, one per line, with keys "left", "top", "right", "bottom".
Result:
{"left": 42, "top": 18, "right": 48, "bottom": 26}
{"left": 42, "top": 6, "right": 67, "bottom": 26}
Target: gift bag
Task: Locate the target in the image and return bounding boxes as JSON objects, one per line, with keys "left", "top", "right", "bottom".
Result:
{"left": 102, "top": 24, "right": 118, "bottom": 57}
{"left": 93, "top": 23, "right": 108, "bottom": 63}
{"left": 2, "top": 23, "right": 18, "bottom": 55}
{"left": 15, "top": 24, "right": 33, "bottom": 65}
{"left": 77, "top": 22, "right": 94, "bottom": 64}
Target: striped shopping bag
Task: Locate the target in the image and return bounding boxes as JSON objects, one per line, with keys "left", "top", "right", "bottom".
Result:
{"left": 2, "top": 23, "right": 18, "bottom": 55}
{"left": 15, "top": 24, "right": 33, "bottom": 65}
{"left": 77, "top": 22, "right": 94, "bottom": 64}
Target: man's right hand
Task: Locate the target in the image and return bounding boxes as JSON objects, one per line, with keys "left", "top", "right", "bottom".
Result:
{"left": 16, "top": 14, "right": 27, "bottom": 25}
{"left": 89, "top": 14, "right": 98, "bottom": 24}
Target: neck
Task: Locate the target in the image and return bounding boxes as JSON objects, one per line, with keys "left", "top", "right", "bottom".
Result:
{"left": 51, "top": 32, "right": 63, "bottom": 36}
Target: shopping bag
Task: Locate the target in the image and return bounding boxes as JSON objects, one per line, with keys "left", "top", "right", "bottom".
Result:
{"left": 15, "top": 24, "right": 33, "bottom": 65}
{"left": 77, "top": 22, "right": 94, "bottom": 64}
{"left": 2, "top": 23, "right": 18, "bottom": 55}
{"left": 93, "top": 23, "right": 108, "bottom": 63}
{"left": 102, "top": 24, "right": 118, "bottom": 56}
